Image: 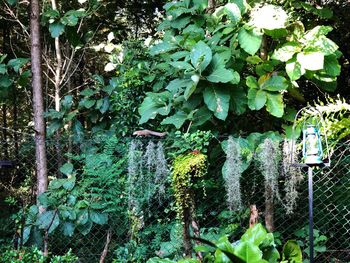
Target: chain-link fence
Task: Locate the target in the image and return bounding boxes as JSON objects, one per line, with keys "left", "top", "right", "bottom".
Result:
{"left": 0, "top": 131, "right": 349, "bottom": 262}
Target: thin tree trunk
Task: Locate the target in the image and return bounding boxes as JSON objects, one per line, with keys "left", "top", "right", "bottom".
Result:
{"left": 99, "top": 229, "right": 112, "bottom": 263}
{"left": 182, "top": 206, "right": 192, "bottom": 257}
{"left": 2, "top": 105, "right": 9, "bottom": 159}
{"left": 51, "top": 0, "right": 63, "bottom": 176}
{"left": 30, "top": 0, "right": 48, "bottom": 199}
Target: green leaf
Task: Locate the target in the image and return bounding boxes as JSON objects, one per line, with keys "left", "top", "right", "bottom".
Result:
{"left": 215, "top": 250, "right": 231, "bottom": 263}
{"left": 166, "top": 78, "right": 193, "bottom": 95}
{"left": 77, "top": 221, "right": 93, "bottom": 235}
{"left": 0, "top": 75, "right": 13, "bottom": 88}
{"left": 82, "top": 98, "right": 95, "bottom": 109}
{"left": 234, "top": 241, "right": 263, "bottom": 262}
{"left": 169, "top": 61, "right": 194, "bottom": 71}
{"left": 184, "top": 80, "right": 197, "bottom": 100}
{"left": 60, "top": 162, "right": 73, "bottom": 175}
{"left": 37, "top": 210, "right": 59, "bottom": 233}
{"left": 224, "top": 3, "right": 242, "bottom": 24}
{"left": 191, "top": 106, "right": 212, "bottom": 126}
{"left": 5, "top": 0, "right": 17, "bottom": 5}
{"left": 62, "top": 222, "right": 75, "bottom": 237}
{"left": 90, "top": 211, "right": 108, "bottom": 225}
{"left": 211, "top": 51, "right": 231, "bottom": 70}
{"left": 190, "top": 41, "right": 212, "bottom": 72}
{"left": 266, "top": 92, "right": 284, "bottom": 118}
{"left": 100, "top": 97, "right": 110, "bottom": 113}
{"left": 49, "top": 22, "right": 65, "bottom": 38}
{"left": 8, "top": 58, "right": 29, "bottom": 73}
{"left": 0, "top": 64, "right": 7, "bottom": 75}
{"left": 80, "top": 88, "right": 96, "bottom": 97}
{"left": 62, "top": 176, "right": 76, "bottom": 190}
{"left": 246, "top": 76, "right": 259, "bottom": 89}
{"left": 312, "top": 36, "right": 338, "bottom": 56}
{"left": 76, "top": 210, "right": 89, "bottom": 225}
{"left": 303, "top": 26, "right": 333, "bottom": 43}
{"left": 240, "top": 223, "right": 267, "bottom": 246}
{"left": 272, "top": 42, "right": 301, "bottom": 62}
{"left": 254, "top": 90, "right": 267, "bottom": 110}
{"left": 161, "top": 111, "right": 188, "bottom": 128}
{"left": 230, "top": 86, "right": 247, "bottom": 115}
{"left": 238, "top": 28, "right": 262, "bottom": 55}
{"left": 49, "top": 179, "right": 63, "bottom": 189}
{"left": 171, "top": 16, "right": 191, "bottom": 29}
{"left": 61, "top": 10, "right": 85, "bottom": 26}
{"left": 323, "top": 55, "right": 341, "bottom": 77}
{"left": 297, "top": 52, "right": 324, "bottom": 71}
{"left": 261, "top": 76, "right": 289, "bottom": 91}
{"left": 282, "top": 240, "right": 302, "bottom": 262}
{"left": 247, "top": 88, "right": 257, "bottom": 110}
{"left": 150, "top": 41, "right": 177, "bottom": 56}
{"left": 138, "top": 92, "right": 171, "bottom": 124}
{"left": 207, "top": 69, "right": 240, "bottom": 83}
{"left": 286, "top": 58, "right": 304, "bottom": 81}
{"left": 203, "top": 86, "right": 230, "bottom": 120}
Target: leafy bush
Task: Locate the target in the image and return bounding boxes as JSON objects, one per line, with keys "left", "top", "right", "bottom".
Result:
{"left": 147, "top": 223, "right": 302, "bottom": 263}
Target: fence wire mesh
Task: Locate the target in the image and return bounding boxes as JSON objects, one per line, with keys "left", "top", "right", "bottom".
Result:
{"left": 0, "top": 132, "right": 349, "bottom": 262}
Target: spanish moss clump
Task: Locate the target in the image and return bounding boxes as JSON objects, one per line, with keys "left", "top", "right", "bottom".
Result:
{"left": 155, "top": 141, "right": 169, "bottom": 200}
{"left": 143, "top": 141, "right": 157, "bottom": 202}
{"left": 256, "top": 138, "right": 282, "bottom": 202}
{"left": 282, "top": 139, "right": 303, "bottom": 215}
{"left": 127, "top": 140, "right": 143, "bottom": 211}
{"left": 224, "top": 136, "right": 243, "bottom": 211}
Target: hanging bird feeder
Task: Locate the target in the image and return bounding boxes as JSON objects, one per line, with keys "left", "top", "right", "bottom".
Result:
{"left": 290, "top": 106, "right": 331, "bottom": 263}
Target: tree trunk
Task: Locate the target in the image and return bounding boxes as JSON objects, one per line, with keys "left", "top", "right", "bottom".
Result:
{"left": 2, "top": 105, "right": 9, "bottom": 159}
{"left": 265, "top": 185, "right": 274, "bottom": 232}
{"left": 182, "top": 206, "right": 192, "bottom": 257}
{"left": 50, "top": 0, "right": 63, "bottom": 176}
{"left": 30, "top": 0, "right": 48, "bottom": 198}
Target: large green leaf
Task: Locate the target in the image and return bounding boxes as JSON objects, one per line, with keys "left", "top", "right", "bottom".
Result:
{"left": 161, "top": 111, "right": 188, "bottom": 128}
{"left": 169, "top": 61, "right": 194, "bottom": 71}
{"left": 230, "top": 86, "right": 247, "bottom": 115}
{"left": 311, "top": 36, "right": 338, "bottom": 56}
{"left": 234, "top": 241, "right": 263, "bottom": 262}
{"left": 272, "top": 42, "right": 301, "bottom": 62}
{"left": 166, "top": 78, "right": 193, "bottom": 95}
{"left": 323, "top": 55, "right": 341, "bottom": 77}
{"left": 282, "top": 240, "right": 302, "bottom": 262}
{"left": 0, "top": 75, "right": 13, "bottom": 88}
{"left": 254, "top": 90, "right": 267, "bottom": 110}
{"left": 62, "top": 222, "right": 75, "bottom": 237}
{"left": 207, "top": 69, "right": 239, "bottom": 83}
{"left": 150, "top": 41, "right": 177, "bottom": 56}
{"left": 238, "top": 28, "right": 262, "bottom": 55}
{"left": 138, "top": 92, "right": 171, "bottom": 124}
{"left": 184, "top": 79, "right": 198, "bottom": 100}
{"left": 203, "top": 86, "right": 230, "bottom": 120}
{"left": 37, "top": 210, "right": 60, "bottom": 233}
{"left": 240, "top": 224, "right": 267, "bottom": 246}
{"left": 8, "top": 58, "right": 29, "bottom": 73}
{"left": 297, "top": 52, "right": 324, "bottom": 71}
{"left": 76, "top": 209, "right": 89, "bottom": 225}
{"left": 266, "top": 92, "right": 284, "bottom": 118}
{"left": 261, "top": 76, "right": 289, "bottom": 91}
{"left": 191, "top": 106, "right": 212, "bottom": 126}
{"left": 60, "top": 162, "right": 73, "bottom": 175}
{"left": 211, "top": 50, "right": 231, "bottom": 70}
{"left": 90, "top": 211, "right": 108, "bottom": 225}
{"left": 190, "top": 41, "right": 212, "bottom": 72}
{"left": 286, "top": 58, "right": 304, "bottom": 81}
{"left": 49, "top": 22, "right": 65, "bottom": 38}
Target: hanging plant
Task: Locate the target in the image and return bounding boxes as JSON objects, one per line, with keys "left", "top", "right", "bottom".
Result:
{"left": 282, "top": 139, "right": 303, "bottom": 215}
{"left": 171, "top": 151, "right": 207, "bottom": 219}
{"left": 223, "top": 136, "right": 243, "bottom": 211}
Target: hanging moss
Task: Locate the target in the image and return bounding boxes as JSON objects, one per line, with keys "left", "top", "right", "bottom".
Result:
{"left": 172, "top": 151, "right": 207, "bottom": 219}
